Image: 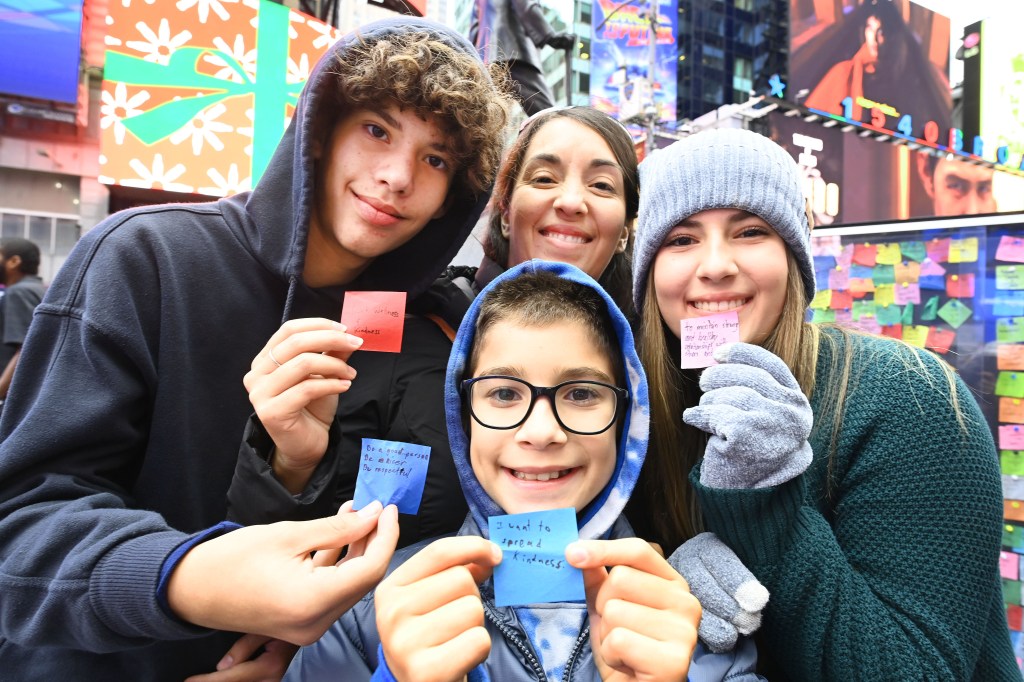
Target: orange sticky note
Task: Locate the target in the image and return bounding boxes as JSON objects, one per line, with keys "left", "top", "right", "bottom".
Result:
{"left": 1006, "top": 499, "right": 1024, "bottom": 523}
{"left": 852, "top": 243, "right": 877, "bottom": 267}
{"left": 999, "top": 345, "right": 1024, "bottom": 371}
{"left": 1002, "top": 398, "right": 1024, "bottom": 424}
{"left": 925, "top": 327, "right": 955, "bottom": 354}
{"left": 341, "top": 291, "right": 407, "bottom": 353}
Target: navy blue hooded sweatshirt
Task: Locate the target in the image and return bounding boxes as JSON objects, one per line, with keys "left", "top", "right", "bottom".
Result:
{"left": 0, "top": 18, "right": 491, "bottom": 681}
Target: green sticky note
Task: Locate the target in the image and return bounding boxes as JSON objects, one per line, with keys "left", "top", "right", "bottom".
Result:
{"left": 997, "top": 318, "right": 1024, "bottom": 344}
{"left": 852, "top": 299, "right": 876, "bottom": 321}
{"left": 1004, "top": 524, "right": 1024, "bottom": 550}
{"left": 876, "top": 304, "right": 902, "bottom": 326}
{"left": 920, "top": 295, "right": 939, "bottom": 322}
{"left": 900, "top": 241, "right": 927, "bottom": 262}
{"left": 1002, "top": 451, "right": 1024, "bottom": 477}
{"left": 1004, "top": 579, "right": 1022, "bottom": 605}
{"left": 998, "top": 265, "right": 1024, "bottom": 291}
{"left": 872, "top": 265, "right": 896, "bottom": 284}
{"left": 812, "top": 308, "right": 836, "bottom": 323}
{"left": 997, "top": 371, "right": 1024, "bottom": 399}
{"left": 937, "top": 299, "right": 972, "bottom": 329}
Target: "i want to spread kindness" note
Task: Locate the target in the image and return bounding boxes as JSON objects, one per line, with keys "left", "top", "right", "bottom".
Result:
{"left": 680, "top": 312, "right": 740, "bottom": 369}
{"left": 489, "top": 507, "right": 585, "bottom": 607}
{"left": 340, "top": 291, "right": 407, "bottom": 353}
{"left": 352, "top": 438, "right": 430, "bottom": 514}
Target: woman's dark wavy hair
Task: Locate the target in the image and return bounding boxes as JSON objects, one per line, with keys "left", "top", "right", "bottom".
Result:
{"left": 482, "top": 107, "right": 639, "bottom": 318}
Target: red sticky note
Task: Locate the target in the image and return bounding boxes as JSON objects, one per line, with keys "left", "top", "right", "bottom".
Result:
{"left": 1007, "top": 604, "right": 1023, "bottom": 631}
{"left": 927, "top": 238, "right": 950, "bottom": 263}
{"left": 880, "top": 324, "right": 902, "bottom": 340}
{"left": 946, "top": 273, "right": 975, "bottom": 298}
{"left": 925, "top": 327, "right": 955, "bottom": 354}
{"left": 341, "top": 291, "right": 407, "bottom": 353}
{"left": 852, "top": 243, "right": 877, "bottom": 267}
{"left": 829, "top": 289, "right": 853, "bottom": 310}
{"left": 997, "top": 236, "right": 1024, "bottom": 264}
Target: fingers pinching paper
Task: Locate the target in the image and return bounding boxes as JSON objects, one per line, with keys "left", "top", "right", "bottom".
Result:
{"left": 489, "top": 508, "right": 585, "bottom": 607}
{"left": 680, "top": 312, "right": 739, "bottom": 369}
{"left": 352, "top": 438, "right": 430, "bottom": 514}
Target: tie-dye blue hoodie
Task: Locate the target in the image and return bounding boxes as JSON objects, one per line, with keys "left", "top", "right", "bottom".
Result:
{"left": 284, "top": 260, "right": 762, "bottom": 682}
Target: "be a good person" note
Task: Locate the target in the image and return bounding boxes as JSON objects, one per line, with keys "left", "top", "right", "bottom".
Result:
{"left": 352, "top": 438, "right": 431, "bottom": 514}
{"left": 680, "top": 311, "right": 740, "bottom": 369}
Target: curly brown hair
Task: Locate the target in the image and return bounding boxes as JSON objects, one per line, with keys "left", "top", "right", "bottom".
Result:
{"left": 318, "top": 30, "right": 512, "bottom": 203}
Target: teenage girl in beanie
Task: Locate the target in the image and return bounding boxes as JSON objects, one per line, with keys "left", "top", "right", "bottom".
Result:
{"left": 630, "top": 127, "right": 1018, "bottom": 680}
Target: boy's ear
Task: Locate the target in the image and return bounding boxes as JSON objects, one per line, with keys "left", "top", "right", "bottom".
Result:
{"left": 915, "top": 152, "right": 935, "bottom": 199}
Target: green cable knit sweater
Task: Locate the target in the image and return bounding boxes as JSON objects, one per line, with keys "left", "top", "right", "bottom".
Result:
{"left": 692, "top": 327, "right": 1020, "bottom": 681}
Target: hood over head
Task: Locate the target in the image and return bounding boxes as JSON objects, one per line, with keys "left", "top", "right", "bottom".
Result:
{"left": 234, "top": 17, "right": 496, "bottom": 309}
{"left": 445, "top": 260, "right": 649, "bottom": 541}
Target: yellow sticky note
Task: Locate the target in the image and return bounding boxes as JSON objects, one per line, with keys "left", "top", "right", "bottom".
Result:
{"left": 902, "top": 325, "right": 929, "bottom": 348}
{"left": 874, "top": 283, "right": 895, "bottom": 308}
{"left": 810, "top": 289, "right": 833, "bottom": 310}
{"left": 875, "top": 243, "right": 902, "bottom": 265}
{"left": 948, "top": 237, "right": 979, "bottom": 263}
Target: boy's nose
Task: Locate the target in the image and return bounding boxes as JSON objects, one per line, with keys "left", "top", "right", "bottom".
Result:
{"left": 376, "top": 153, "right": 414, "bottom": 194}
{"left": 515, "top": 396, "right": 568, "bottom": 447}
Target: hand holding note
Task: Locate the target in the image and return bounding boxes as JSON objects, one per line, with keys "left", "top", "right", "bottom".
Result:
{"left": 244, "top": 318, "right": 364, "bottom": 494}
{"left": 353, "top": 439, "right": 431, "bottom": 514}
{"left": 376, "top": 536, "right": 501, "bottom": 682}
{"left": 566, "top": 538, "right": 700, "bottom": 682}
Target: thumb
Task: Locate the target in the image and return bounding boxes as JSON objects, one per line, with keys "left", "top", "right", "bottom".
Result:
{"left": 295, "top": 500, "right": 384, "bottom": 554}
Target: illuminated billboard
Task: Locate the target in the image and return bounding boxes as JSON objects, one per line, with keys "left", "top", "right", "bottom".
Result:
{"left": 590, "top": 0, "right": 677, "bottom": 124}
{"left": 0, "top": 0, "right": 84, "bottom": 104}
{"left": 977, "top": 20, "right": 1024, "bottom": 174}
{"left": 769, "top": 110, "right": 1024, "bottom": 226}
{"left": 100, "top": 0, "right": 339, "bottom": 196}
{"left": 790, "top": 0, "right": 951, "bottom": 136}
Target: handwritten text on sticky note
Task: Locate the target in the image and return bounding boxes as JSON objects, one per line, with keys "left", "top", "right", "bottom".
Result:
{"left": 490, "top": 508, "right": 585, "bottom": 607}
{"left": 341, "top": 291, "right": 407, "bottom": 353}
{"left": 352, "top": 439, "right": 430, "bottom": 514}
{"left": 680, "top": 312, "right": 740, "bottom": 369}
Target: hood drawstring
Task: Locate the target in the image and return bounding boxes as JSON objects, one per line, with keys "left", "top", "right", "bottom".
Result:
{"left": 281, "top": 275, "right": 299, "bottom": 325}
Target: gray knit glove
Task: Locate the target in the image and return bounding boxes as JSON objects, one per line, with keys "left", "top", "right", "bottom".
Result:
{"left": 668, "top": 532, "right": 769, "bottom": 653}
{"left": 684, "top": 342, "right": 813, "bottom": 489}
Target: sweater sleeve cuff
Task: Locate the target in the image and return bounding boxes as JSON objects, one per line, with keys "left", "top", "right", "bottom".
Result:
{"left": 156, "top": 520, "right": 243, "bottom": 618}
{"left": 89, "top": 528, "right": 221, "bottom": 641}
{"left": 690, "top": 463, "right": 807, "bottom": 567}
{"left": 226, "top": 414, "right": 343, "bottom": 524}
{"left": 372, "top": 643, "right": 400, "bottom": 682}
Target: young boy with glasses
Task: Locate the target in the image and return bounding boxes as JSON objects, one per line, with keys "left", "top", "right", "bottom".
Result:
{"left": 283, "top": 260, "right": 762, "bottom": 681}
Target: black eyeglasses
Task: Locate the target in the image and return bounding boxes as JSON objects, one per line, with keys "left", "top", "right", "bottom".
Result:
{"left": 461, "top": 375, "right": 628, "bottom": 435}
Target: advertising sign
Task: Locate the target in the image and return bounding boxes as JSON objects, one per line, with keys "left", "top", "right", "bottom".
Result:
{"left": 977, "top": 20, "right": 1024, "bottom": 176}
{"left": 0, "top": 0, "right": 84, "bottom": 104}
{"left": 100, "top": 0, "right": 340, "bottom": 196}
{"left": 590, "top": 0, "right": 677, "bottom": 124}
{"left": 790, "top": 0, "right": 951, "bottom": 142}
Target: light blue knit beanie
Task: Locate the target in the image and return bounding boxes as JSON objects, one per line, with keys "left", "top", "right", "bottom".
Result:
{"left": 632, "top": 128, "right": 815, "bottom": 314}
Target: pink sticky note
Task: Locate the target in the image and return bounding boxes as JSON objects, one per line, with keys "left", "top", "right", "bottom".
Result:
{"left": 1003, "top": 551, "right": 1021, "bottom": 580}
{"left": 894, "top": 282, "right": 921, "bottom": 305}
{"left": 680, "top": 312, "right": 740, "bottom": 369}
{"left": 997, "top": 236, "right": 1024, "bottom": 263}
{"left": 1001, "top": 424, "right": 1024, "bottom": 451}
{"left": 946, "top": 273, "right": 975, "bottom": 298}
{"left": 341, "top": 291, "right": 407, "bottom": 353}
{"left": 927, "top": 238, "right": 950, "bottom": 263}
{"left": 919, "top": 258, "right": 946, "bottom": 277}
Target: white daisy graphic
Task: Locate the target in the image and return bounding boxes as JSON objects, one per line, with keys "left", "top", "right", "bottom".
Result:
{"left": 126, "top": 19, "right": 193, "bottom": 65}
{"left": 199, "top": 163, "right": 252, "bottom": 197}
{"left": 308, "top": 19, "right": 337, "bottom": 50}
{"left": 236, "top": 106, "right": 255, "bottom": 157}
{"left": 168, "top": 101, "right": 233, "bottom": 156}
{"left": 203, "top": 35, "right": 257, "bottom": 83}
{"left": 287, "top": 53, "right": 311, "bottom": 85}
{"left": 100, "top": 82, "right": 151, "bottom": 145}
{"left": 122, "top": 154, "right": 193, "bottom": 193}
{"left": 176, "top": 0, "right": 238, "bottom": 24}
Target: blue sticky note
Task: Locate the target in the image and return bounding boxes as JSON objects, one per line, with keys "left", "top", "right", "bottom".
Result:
{"left": 489, "top": 508, "right": 585, "bottom": 607}
{"left": 352, "top": 438, "right": 431, "bottom": 514}
{"left": 850, "top": 264, "right": 874, "bottom": 279}
{"left": 996, "top": 292, "right": 1024, "bottom": 317}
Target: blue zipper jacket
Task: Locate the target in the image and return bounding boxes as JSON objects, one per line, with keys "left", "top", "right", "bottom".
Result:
{"left": 284, "top": 260, "right": 763, "bottom": 681}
